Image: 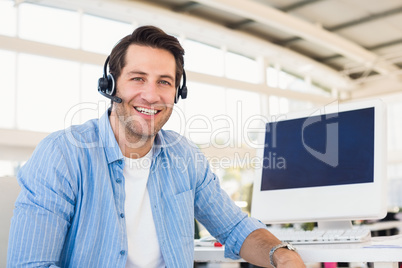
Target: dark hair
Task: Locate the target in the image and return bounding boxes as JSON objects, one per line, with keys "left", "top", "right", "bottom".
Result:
{"left": 109, "top": 25, "right": 185, "bottom": 89}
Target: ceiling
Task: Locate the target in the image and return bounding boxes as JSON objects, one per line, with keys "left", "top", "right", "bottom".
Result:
{"left": 134, "top": 0, "right": 402, "bottom": 98}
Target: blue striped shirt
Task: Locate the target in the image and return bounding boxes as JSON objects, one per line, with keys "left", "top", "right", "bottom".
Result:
{"left": 7, "top": 110, "right": 265, "bottom": 267}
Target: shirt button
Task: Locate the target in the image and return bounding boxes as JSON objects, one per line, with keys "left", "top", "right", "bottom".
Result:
{"left": 118, "top": 160, "right": 123, "bottom": 165}
{"left": 120, "top": 213, "right": 125, "bottom": 218}
{"left": 116, "top": 178, "right": 122, "bottom": 183}
{"left": 120, "top": 250, "right": 125, "bottom": 256}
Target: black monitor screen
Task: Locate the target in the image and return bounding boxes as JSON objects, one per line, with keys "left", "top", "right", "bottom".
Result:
{"left": 261, "top": 107, "right": 375, "bottom": 191}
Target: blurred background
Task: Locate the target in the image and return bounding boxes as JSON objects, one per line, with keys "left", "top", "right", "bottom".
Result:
{"left": 1, "top": 0, "right": 402, "bottom": 266}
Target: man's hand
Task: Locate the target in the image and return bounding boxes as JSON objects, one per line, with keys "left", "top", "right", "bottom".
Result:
{"left": 239, "top": 228, "right": 305, "bottom": 268}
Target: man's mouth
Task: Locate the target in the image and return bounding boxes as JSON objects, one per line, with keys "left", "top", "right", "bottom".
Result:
{"left": 134, "top": 107, "right": 159, "bottom": 115}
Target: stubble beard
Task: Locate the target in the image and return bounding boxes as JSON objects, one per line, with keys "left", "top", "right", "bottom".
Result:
{"left": 114, "top": 102, "right": 172, "bottom": 148}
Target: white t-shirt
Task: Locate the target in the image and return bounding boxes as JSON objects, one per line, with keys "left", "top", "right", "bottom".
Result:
{"left": 123, "top": 148, "right": 165, "bottom": 268}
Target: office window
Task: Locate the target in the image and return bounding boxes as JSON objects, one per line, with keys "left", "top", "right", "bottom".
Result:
{"left": 268, "top": 66, "right": 329, "bottom": 96}
{"left": 389, "top": 164, "right": 402, "bottom": 180}
{"left": 287, "top": 74, "right": 330, "bottom": 96}
{"left": 278, "top": 98, "right": 289, "bottom": 114}
{"left": 269, "top": 68, "right": 304, "bottom": 91}
{"left": 17, "top": 54, "right": 80, "bottom": 132}
{"left": 214, "top": 90, "right": 262, "bottom": 215}
{"left": 267, "top": 66, "right": 279, "bottom": 88}
{"left": 0, "top": 0, "right": 17, "bottom": 36}
{"left": 309, "top": 83, "right": 331, "bottom": 96}
{"left": 225, "top": 51, "right": 260, "bottom": 84}
{"left": 388, "top": 102, "right": 402, "bottom": 151}
{"left": 0, "top": 50, "right": 16, "bottom": 129}
{"left": 383, "top": 94, "right": 402, "bottom": 208}
{"left": 226, "top": 89, "right": 262, "bottom": 146}
{"left": 81, "top": 15, "right": 133, "bottom": 54}
{"left": 288, "top": 99, "right": 314, "bottom": 113}
{"left": 81, "top": 63, "right": 104, "bottom": 103}
{"left": 183, "top": 40, "right": 224, "bottom": 77}
{"left": 278, "top": 70, "right": 296, "bottom": 90}
{"left": 269, "top": 96, "right": 289, "bottom": 116}
{"left": 268, "top": 97, "right": 313, "bottom": 120}
{"left": 0, "top": 161, "right": 15, "bottom": 177}
{"left": 19, "top": 3, "right": 80, "bottom": 49}
{"left": 180, "top": 82, "right": 226, "bottom": 147}
{"left": 219, "top": 166, "right": 256, "bottom": 214}
{"left": 79, "top": 63, "right": 109, "bottom": 124}
{"left": 287, "top": 76, "right": 308, "bottom": 92}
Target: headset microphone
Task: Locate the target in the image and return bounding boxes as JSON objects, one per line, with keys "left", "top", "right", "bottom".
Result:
{"left": 98, "top": 89, "right": 123, "bottom": 103}
{"left": 97, "top": 56, "right": 122, "bottom": 103}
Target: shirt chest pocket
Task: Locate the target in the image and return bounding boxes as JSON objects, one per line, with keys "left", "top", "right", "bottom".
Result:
{"left": 168, "top": 190, "right": 194, "bottom": 238}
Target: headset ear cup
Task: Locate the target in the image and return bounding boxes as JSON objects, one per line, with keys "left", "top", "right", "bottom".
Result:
{"left": 98, "top": 77, "right": 109, "bottom": 93}
{"left": 174, "top": 85, "right": 188, "bottom": 104}
{"left": 106, "top": 74, "right": 116, "bottom": 96}
{"left": 181, "top": 85, "right": 188, "bottom": 99}
{"left": 98, "top": 56, "right": 122, "bottom": 103}
{"left": 175, "top": 70, "right": 188, "bottom": 104}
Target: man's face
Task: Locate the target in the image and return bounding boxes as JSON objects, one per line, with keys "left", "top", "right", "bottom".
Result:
{"left": 112, "top": 44, "right": 176, "bottom": 142}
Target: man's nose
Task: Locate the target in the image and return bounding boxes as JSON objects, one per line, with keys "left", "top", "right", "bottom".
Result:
{"left": 141, "top": 82, "right": 160, "bottom": 103}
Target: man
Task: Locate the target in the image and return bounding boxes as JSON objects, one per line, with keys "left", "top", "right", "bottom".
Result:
{"left": 8, "top": 26, "right": 305, "bottom": 267}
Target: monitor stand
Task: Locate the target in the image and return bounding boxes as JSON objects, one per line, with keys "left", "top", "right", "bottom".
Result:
{"left": 317, "top": 220, "right": 353, "bottom": 230}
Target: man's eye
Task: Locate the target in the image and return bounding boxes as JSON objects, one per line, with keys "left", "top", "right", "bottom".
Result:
{"left": 131, "top": 77, "right": 143, "bottom": 81}
{"left": 160, "top": 80, "right": 171, "bottom": 85}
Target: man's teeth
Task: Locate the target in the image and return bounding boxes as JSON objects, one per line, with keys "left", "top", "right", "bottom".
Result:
{"left": 135, "top": 107, "right": 158, "bottom": 115}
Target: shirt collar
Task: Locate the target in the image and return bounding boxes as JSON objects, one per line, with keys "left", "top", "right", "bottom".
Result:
{"left": 99, "top": 109, "right": 124, "bottom": 164}
{"left": 152, "top": 129, "right": 165, "bottom": 160}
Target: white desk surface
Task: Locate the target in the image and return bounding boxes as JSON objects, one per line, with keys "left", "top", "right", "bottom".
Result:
{"left": 194, "top": 235, "right": 402, "bottom": 267}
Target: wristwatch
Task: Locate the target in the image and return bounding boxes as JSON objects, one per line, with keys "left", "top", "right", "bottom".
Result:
{"left": 269, "top": 242, "right": 297, "bottom": 268}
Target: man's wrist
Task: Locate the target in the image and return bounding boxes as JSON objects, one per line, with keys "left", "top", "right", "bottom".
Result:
{"left": 269, "top": 242, "right": 297, "bottom": 268}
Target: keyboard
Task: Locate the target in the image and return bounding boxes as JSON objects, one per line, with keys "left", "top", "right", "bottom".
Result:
{"left": 266, "top": 227, "right": 371, "bottom": 244}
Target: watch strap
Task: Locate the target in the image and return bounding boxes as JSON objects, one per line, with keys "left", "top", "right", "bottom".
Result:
{"left": 269, "top": 242, "right": 296, "bottom": 268}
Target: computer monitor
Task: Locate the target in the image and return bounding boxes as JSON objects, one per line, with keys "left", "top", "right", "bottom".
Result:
{"left": 251, "top": 99, "right": 387, "bottom": 229}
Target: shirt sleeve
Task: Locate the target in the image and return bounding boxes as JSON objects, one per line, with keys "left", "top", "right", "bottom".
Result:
{"left": 193, "top": 150, "right": 266, "bottom": 260}
{"left": 7, "top": 135, "right": 77, "bottom": 267}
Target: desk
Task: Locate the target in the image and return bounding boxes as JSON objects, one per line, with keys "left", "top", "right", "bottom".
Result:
{"left": 194, "top": 235, "right": 402, "bottom": 268}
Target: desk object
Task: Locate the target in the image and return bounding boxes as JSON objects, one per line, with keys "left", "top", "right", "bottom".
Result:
{"left": 194, "top": 235, "right": 402, "bottom": 268}
{"left": 251, "top": 100, "right": 388, "bottom": 229}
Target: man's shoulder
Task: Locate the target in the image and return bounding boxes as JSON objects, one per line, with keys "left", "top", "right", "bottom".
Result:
{"left": 40, "top": 118, "right": 100, "bottom": 149}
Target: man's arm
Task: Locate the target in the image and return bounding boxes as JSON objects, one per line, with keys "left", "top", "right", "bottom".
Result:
{"left": 7, "top": 137, "right": 76, "bottom": 267}
{"left": 240, "top": 228, "right": 305, "bottom": 268}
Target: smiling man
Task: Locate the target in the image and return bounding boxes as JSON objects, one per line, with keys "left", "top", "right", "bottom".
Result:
{"left": 7, "top": 26, "right": 305, "bottom": 268}
{"left": 110, "top": 44, "right": 177, "bottom": 159}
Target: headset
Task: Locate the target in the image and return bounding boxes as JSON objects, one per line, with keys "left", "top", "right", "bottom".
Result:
{"left": 98, "top": 56, "right": 188, "bottom": 104}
